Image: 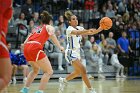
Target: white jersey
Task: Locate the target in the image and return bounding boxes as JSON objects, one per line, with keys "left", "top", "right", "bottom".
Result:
{"left": 66, "top": 26, "right": 84, "bottom": 50}
{"left": 110, "top": 54, "right": 120, "bottom": 65}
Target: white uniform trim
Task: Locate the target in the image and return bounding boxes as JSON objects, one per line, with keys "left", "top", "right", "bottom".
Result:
{"left": 36, "top": 50, "right": 44, "bottom": 62}
{"left": 1, "top": 31, "right": 6, "bottom": 38}
{"left": 26, "top": 41, "right": 41, "bottom": 45}
{"left": 0, "top": 41, "right": 9, "bottom": 52}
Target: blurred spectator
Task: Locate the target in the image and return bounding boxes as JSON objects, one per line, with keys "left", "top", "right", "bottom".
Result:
{"left": 127, "top": 0, "right": 135, "bottom": 14}
{"left": 118, "top": 0, "right": 127, "bottom": 15}
{"left": 84, "top": 0, "right": 95, "bottom": 22}
{"left": 106, "top": 4, "right": 115, "bottom": 18}
{"left": 85, "top": 0, "right": 95, "bottom": 10}
{"left": 117, "top": 31, "right": 132, "bottom": 54}
{"left": 32, "top": 12, "right": 40, "bottom": 26}
{"left": 89, "top": 44, "right": 105, "bottom": 79}
{"left": 14, "top": 12, "right": 28, "bottom": 43}
{"left": 128, "top": 23, "right": 140, "bottom": 49}
{"left": 110, "top": 48, "right": 126, "bottom": 78}
{"left": 100, "top": 4, "right": 107, "bottom": 17}
{"left": 67, "top": 0, "right": 73, "bottom": 9}
{"left": 93, "top": 5, "right": 101, "bottom": 19}
{"left": 7, "top": 42, "right": 18, "bottom": 84}
{"left": 21, "top": 0, "right": 34, "bottom": 24}
{"left": 54, "top": 15, "right": 67, "bottom": 27}
{"left": 44, "top": 40, "right": 64, "bottom": 71}
{"left": 28, "top": 20, "right": 36, "bottom": 33}
{"left": 84, "top": 36, "right": 98, "bottom": 53}
{"left": 99, "top": 40, "right": 109, "bottom": 65}
{"left": 8, "top": 43, "right": 29, "bottom": 84}
{"left": 106, "top": 32, "right": 116, "bottom": 54}
{"left": 14, "top": 12, "right": 27, "bottom": 26}
{"left": 117, "top": 31, "right": 133, "bottom": 74}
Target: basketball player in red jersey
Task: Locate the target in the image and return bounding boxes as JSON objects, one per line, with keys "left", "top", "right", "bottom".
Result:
{"left": 0, "top": 0, "right": 13, "bottom": 91}
{"left": 20, "top": 11, "right": 64, "bottom": 93}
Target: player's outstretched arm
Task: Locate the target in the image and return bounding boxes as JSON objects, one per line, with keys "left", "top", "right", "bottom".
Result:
{"left": 70, "top": 27, "right": 103, "bottom": 35}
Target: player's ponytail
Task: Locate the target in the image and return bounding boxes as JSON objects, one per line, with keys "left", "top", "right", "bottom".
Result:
{"left": 64, "top": 10, "right": 73, "bottom": 21}
{"left": 40, "top": 11, "right": 52, "bottom": 24}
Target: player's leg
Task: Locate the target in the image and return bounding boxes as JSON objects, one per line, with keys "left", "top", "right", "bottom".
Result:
{"left": 35, "top": 56, "right": 53, "bottom": 92}
{"left": 20, "top": 61, "right": 39, "bottom": 93}
{"left": 20, "top": 65, "right": 29, "bottom": 83}
{"left": 0, "top": 58, "right": 12, "bottom": 91}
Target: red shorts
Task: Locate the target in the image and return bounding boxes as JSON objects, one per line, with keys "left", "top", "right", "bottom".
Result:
{"left": 24, "top": 43, "right": 46, "bottom": 62}
{"left": 0, "top": 41, "right": 9, "bottom": 58}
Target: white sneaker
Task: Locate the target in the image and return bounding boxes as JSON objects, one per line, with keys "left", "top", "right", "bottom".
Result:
{"left": 89, "top": 88, "right": 96, "bottom": 93}
{"left": 116, "top": 75, "right": 121, "bottom": 78}
{"left": 13, "top": 77, "right": 17, "bottom": 84}
{"left": 88, "top": 74, "right": 94, "bottom": 79}
{"left": 98, "top": 75, "right": 105, "bottom": 79}
{"left": 58, "top": 66, "right": 64, "bottom": 71}
{"left": 23, "top": 77, "right": 27, "bottom": 83}
{"left": 121, "top": 75, "right": 126, "bottom": 78}
{"left": 59, "top": 77, "right": 67, "bottom": 93}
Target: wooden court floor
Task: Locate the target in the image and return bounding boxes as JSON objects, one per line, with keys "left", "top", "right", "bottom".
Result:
{"left": 2, "top": 77, "right": 140, "bottom": 93}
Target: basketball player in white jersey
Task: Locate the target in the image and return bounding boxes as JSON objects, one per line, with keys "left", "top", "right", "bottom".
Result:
{"left": 59, "top": 11, "right": 103, "bottom": 93}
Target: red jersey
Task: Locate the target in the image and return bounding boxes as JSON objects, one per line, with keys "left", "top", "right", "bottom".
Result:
{"left": 27, "top": 25, "right": 50, "bottom": 47}
{"left": 24, "top": 25, "right": 53, "bottom": 61}
{"left": 0, "top": 0, "right": 13, "bottom": 58}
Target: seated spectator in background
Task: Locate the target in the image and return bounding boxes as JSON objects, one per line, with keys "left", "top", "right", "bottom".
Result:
{"left": 44, "top": 40, "right": 64, "bottom": 71}
{"left": 7, "top": 42, "right": 18, "bottom": 84}
{"left": 21, "top": 0, "right": 34, "bottom": 24}
{"left": 84, "top": 36, "right": 97, "bottom": 51}
{"left": 14, "top": 12, "right": 27, "bottom": 27}
{"left": 28, "top": 20, "right": 36, "bottom": 33}
{"left": 106, "top": 32, "right": 116, "bottom": 54}
{"left": 88, "top": 44, "right": 105, "bottom": 79}
{"left": 99, "top": 40, "right": 109, "bottom": 65}
{"left": 14, "top": 12, "right": 28, "bottom": 42}
{"left": 10, "top": 44, "right": 29, "bottom": 84}
{"left": 55, "top": 22, "right": 66, "bottom": 36}
{"left": 110, "top": 49, "right": 126, "bottom": 78}
{"left": 32, "top": 12, "right": 40, "bottom": 26}
{"left": 54, "top": 15, "right": 67, "bottom": 35}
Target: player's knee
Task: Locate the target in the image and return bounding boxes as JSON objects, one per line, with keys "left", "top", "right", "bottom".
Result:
{"left": 33, "top": 68, "right": 39, "bottom": 74}
{"left": 47, "top": 69, "right": 53, "bottom": 76}
{"left": 23, "top": 65, "right": 29, "bottom": 69}
{"left": 80, "top": 66, "right": 87, "bottom": 75}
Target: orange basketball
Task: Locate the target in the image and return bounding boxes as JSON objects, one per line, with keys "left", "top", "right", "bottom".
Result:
{"left": 99, "top": 17, "right": 112, "bottom": 30}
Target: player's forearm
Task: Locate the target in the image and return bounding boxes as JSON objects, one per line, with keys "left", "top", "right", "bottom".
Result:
{"left": 92, "top": 27, "right": 103, "bottom": 35}
{"left": 71, "top": 29, "right": 90, "bottom": 35}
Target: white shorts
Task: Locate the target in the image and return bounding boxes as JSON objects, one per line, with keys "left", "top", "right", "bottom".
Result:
{"left": 65, "top": 49, "right": 81, "bottom": 64}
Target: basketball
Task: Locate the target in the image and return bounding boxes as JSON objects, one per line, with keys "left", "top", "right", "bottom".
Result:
{"left": 99, "top": 17, "right": 112, "bottom": 30}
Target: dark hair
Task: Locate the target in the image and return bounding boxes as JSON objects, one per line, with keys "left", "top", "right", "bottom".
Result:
{"left": 40, "top": 11, "right": 52, "bottom": 24}
{"left": 64, "top": 10, "right": 74, "bottom": 21}
{"left": 114, "top": 48, "right": 119, "bottom": 54}
{"left": 19, "top": 12, "right": 25, "bottom": 19}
